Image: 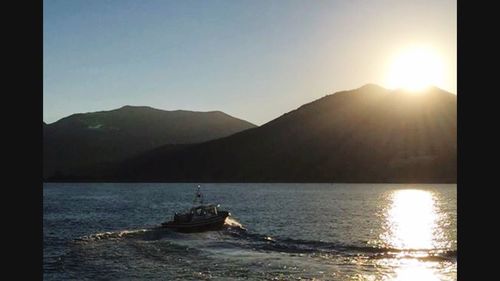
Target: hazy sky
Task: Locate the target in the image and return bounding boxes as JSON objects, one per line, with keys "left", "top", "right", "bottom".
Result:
{"left": 44, "top": 0, "right": 456, "bottom": 125}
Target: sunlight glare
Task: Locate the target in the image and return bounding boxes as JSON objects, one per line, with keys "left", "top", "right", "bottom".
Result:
{"left": 382, "top": 189, "right": 437, "bottom": 250}
{"left": 386, "top": 46, "right": 445, "bottom": 92}
{"left": 390, "top": 259, "right": 441, "bottom": 281}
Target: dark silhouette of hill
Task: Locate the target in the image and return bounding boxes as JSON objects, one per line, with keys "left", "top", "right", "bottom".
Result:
{"left": 43, "top": 106, "right": 256, "bottom": 179}
{"left": 47, "top": 84, "right": 456, "bottom": 183}
{"left": 99, "top": 84, "right": 455, "bottom": 183}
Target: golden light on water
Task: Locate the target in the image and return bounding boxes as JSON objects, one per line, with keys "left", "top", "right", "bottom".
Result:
{"left": 382, "top": 189, "right": 438, "bottom": 250}
{"left": 371, "top": 189, "right": 447, "bottom": 281}
{"left": 390, "top": 260, "right": 441, "bottom": 281}
{"left": 386, "top": 46, "right": 446, "bottom": 92}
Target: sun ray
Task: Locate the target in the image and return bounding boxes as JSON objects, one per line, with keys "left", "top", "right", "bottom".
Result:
{"left": 386, "top": 46, "right": 445, "bottom": 92}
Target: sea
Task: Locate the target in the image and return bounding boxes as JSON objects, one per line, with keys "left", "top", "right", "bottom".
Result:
{"left": 43, "top": 183, "right": 457, "bottom": 280}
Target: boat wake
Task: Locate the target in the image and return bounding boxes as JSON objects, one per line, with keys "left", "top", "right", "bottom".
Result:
{"left": 75, "top": 227, "right": 175, "bottom": 242}
{"left": 224, "top": 217, "right": 245, "bottom": 229}
{"left": 74, "top": 218, "right": 455, "bottom": 262}
{"left": 224, "top": 226, "right": 456, "bottom": 261}
{"left": 75, "top": 216, "right": 245, "bottom": 243}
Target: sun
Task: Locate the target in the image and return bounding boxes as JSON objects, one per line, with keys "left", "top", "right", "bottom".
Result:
{"left": 386, "top": 46, "right": 445, "bottom": 92}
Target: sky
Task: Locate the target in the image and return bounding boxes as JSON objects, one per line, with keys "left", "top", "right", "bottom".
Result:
{"left": 44, "top": 0, "right": 456, "bottom": 125}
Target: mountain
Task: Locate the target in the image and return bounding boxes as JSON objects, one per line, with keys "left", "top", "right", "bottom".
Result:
{"left": 102, "top": 84, "right": 455, "bottom": 183}
{"left": 43, "top": 106, "right": 256, "bottom": 179}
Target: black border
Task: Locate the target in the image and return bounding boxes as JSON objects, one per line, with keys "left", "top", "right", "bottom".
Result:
{"left": 457, "top": 0, "right": 497, "bottom": 279}
{"left": 7, "top": 0, "right": 43, "bottom": 279}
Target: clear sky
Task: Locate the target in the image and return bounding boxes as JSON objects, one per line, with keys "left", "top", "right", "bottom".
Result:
{"left": 44, "top": 0, "right": 456, "bottom": 125}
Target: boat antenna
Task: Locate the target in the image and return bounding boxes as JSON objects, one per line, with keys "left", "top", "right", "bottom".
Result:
{"left": 193, "top": 185, "right": 204, "bottom": 205}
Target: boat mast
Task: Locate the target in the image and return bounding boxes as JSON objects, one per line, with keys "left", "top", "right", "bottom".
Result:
{"left": 193, "top": 185, "right": 204, "bottom": 205}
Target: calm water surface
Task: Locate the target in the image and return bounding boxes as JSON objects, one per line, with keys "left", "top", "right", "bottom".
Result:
{"left": 43, "top": 183, "right": 456, "bottom": 280}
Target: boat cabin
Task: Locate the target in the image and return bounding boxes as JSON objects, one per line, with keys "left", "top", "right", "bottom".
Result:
{"left": 190, "top": 204, "right": 219, "bottom": 216}
{"left": 173, "top": 204, "right": 220, "bottom": 223}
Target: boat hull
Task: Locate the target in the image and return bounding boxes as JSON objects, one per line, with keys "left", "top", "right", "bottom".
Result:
{"left": 161, "top": 212, "right": 229, "bottom": 233}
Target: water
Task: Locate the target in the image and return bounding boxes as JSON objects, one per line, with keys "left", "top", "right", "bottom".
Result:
{"left": 43, "top": 183, "right": 457, "bottom": 280}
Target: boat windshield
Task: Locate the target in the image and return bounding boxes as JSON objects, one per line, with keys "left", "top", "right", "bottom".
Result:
{"left": 191, "top": 205, "right": 218, "bottom": 215}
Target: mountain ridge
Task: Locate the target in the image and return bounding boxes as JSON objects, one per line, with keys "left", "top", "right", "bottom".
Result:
{"left": 43, "top": 106, "right": 257, "bottom": 179}
{"left": 47, "top": 84, "right": 456, "bottom": 183}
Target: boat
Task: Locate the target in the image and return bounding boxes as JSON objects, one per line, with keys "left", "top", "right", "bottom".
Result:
{"left": 161, "top": 186, "right": 230, "bottom": 232}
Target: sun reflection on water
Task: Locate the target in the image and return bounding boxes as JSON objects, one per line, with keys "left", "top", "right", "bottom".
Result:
{"left": 381, "top": 189, "right": 438, "bottom": 250}
{"left": 375, "top": 189, "right": 448, "bottom": 281}
{"left": 389, "top": 259, "right": 441, "bottom": 281}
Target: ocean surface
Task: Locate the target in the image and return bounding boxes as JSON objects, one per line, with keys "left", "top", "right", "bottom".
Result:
{"left": 43, "top": 183, "right": 456, "bottom": 280}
